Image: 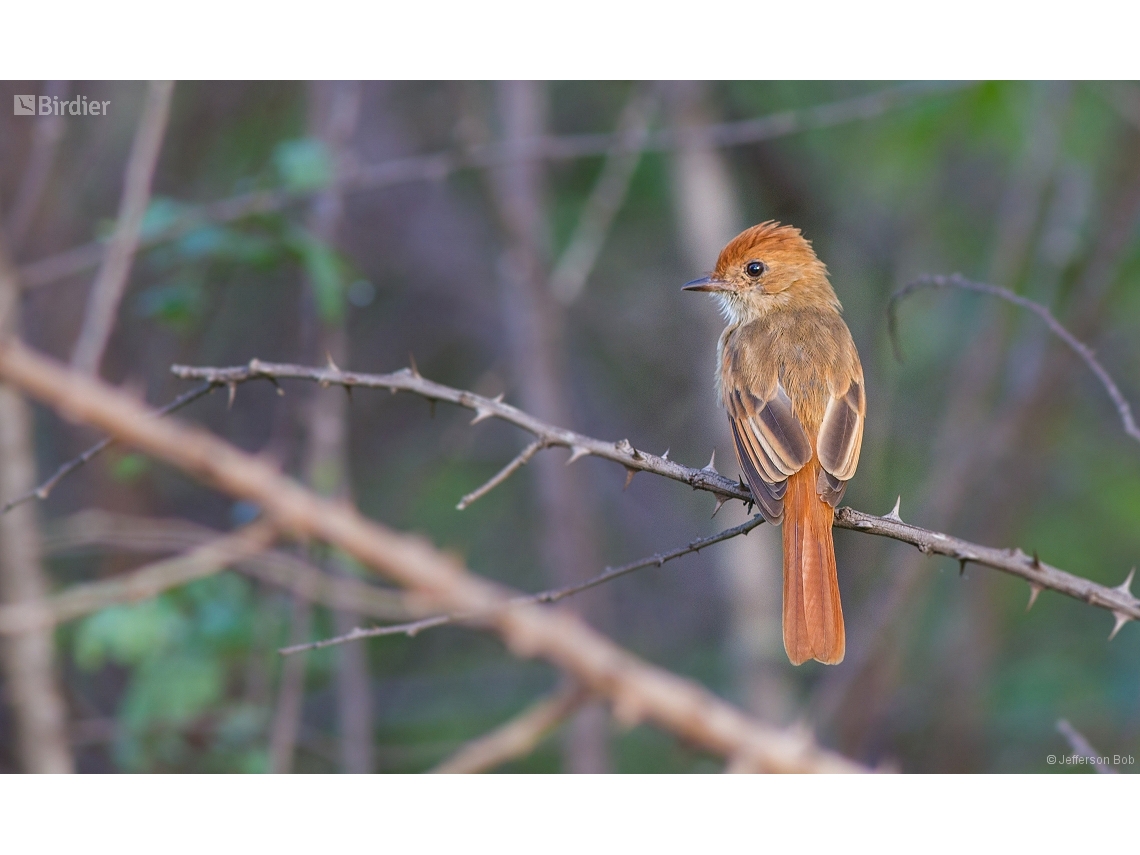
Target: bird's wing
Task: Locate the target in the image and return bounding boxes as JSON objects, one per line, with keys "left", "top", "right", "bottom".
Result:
{"left": 726, "top": 381, "right": 813, "bottom": 524}
{"left": 815, "top": 375, "right": 865, "bottom": 506}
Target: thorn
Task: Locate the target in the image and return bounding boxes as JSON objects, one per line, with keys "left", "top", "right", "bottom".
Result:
{"left": 661, "top": 448, "right": 670, "bottom": 461}
{"left": 492, "top": 393, "right": 504, "bottom": 404}
{"left": 1114, "top": 568, "right": 1136, "bottom": 597}
{"left": 226, "top": 382, "right": 237, "bottom": 410}
{"left": 959, "top": 559, "right": 968, "bottom": 577}
{"left": 325, "top": 351, "right": 340, "bottom": 372}
{"left": 567, "top": 446, "right": 589, "bottom": 465}
{"left": 745, "top": 501, "right": 754, "bottom": 515}
{"left": 1026, "top": 583, "right": 1042, "bottom": 611}
{"left": 702, "top": 450, "right": 718, "bottom": 473}
{"left": 408, "top": 352, "right": 421, "bottom": 378}
{"left": 711, "top": 496, "right": 727, "bottom": 518}
{"left": 344, "top": 385, "right": 352, "bottom": 402}
{"left": 1109, "top": 610, "right": 1131, "bottom": 641}
{"left": 623, "top": 467, "right": 637, "bottom": 491}
{"left": 266, "top": 376, "right": 285, "bottom": 396}
{"left": 1032, "top": 550, "right": 1040, "bottom": 569}
{"left": 470, "top": 408, "right": 493, "bottom": 425}
{"left": 884, "top": 495, "right": 902, "bottom": 522}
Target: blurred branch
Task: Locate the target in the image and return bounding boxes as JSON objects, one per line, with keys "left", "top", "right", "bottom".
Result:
{"left": 70, "top": 81, "right": 174, "bottom": 375}
{"left": 269, "top": 591, "right": 310, "bottom": 774}
{"left": 280, "top": 513, "right": 766, "bottom": 655}
{"left": 549, "top": 84, "right": 659, "bottom": 304}
{"left": 39, "top": 510, "right": 408, "bottom": 621}
{"left": 0, "top": 519, "right": 276, "bottom": 634}
{"left": 0, "top": 339, "right": 862, "bottom": 773}
{"left": 0, "top": 380, "right": 216, "bottom": 515}
{"left": 890, "top": 274, "right": 1140, "bottom": 446}
{"left": 173, "top": 359, "right": 1140, "bottom": 637}
{"left": 0, "top": 240, "right": 72, "bottom": 772}
{"left": 17, "top": 82, "right": 969, "bottom": 292}
{"left": 1055, "top": 719, "right": 1117, "bottom": 774}
{"left": 4, "top": 81, "right": 69, "bottom": 248}
{"left": 431, "top": 683, "right": 589, "bottom": 773}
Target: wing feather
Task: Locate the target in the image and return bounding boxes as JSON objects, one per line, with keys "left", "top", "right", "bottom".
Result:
{"left": 727, "top": 380, "right": 812, "bottom": 524}
{"left": 817, "top": 379, "right": 865, "bottom": 484}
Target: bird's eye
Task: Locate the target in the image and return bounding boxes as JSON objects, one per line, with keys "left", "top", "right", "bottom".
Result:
{"left": 745, "top": 260, "right": 766, "bottom": 278}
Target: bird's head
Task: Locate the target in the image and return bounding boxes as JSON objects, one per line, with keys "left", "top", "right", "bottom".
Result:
{"left": 682, "top": 221, "right": 839, "bottom": 324}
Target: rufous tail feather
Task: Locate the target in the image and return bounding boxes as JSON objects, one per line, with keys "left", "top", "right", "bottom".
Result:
{"left": 781, "top": 466, "right": 845, "bottom": 665}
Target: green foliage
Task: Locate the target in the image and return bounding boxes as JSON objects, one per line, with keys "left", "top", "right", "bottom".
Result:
{"left": 272, "top": 138, "right": 332, "bottom": 193}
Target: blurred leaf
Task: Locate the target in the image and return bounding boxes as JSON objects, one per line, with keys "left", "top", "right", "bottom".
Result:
{"left": 140, "top": 196, "right": 193, "bottom": 239}
{"left": 134, "top": 275, "right": 205, "bottom": 329}
{"left": 110, "top": 452, "right": 150, "bottom": 483}
{"left": 287, "top": 228, "right": 347, "bottom": 323}
{"left": 75, "top": 599, "right": 187, "bottom": 671}
{"left": 121, "top": 652, "right": 224, "bottom": 728}
{"left": 272, "top": 137, "right": 332, "bottom": 192}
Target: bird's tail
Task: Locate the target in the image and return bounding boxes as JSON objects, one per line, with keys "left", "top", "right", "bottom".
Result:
{"left": 781, "top": 466, "right": 845, "bottom": 665}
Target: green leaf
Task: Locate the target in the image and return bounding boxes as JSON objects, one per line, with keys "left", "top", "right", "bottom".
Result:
{"left": 140, "top": 196, "right": 192, "bottom": 239}
{"left": 110, "top": 453, "right": 150, "bottom": 483}
{"left": 74, "top": 599, "right": 187, "bottom": 670}
{"left": 121, "top": 652, "right": 224, "bottom": 728}
{"left": 272, "top": 138, "right": 332, "bottom": 192}
{"left": 287, "top": 229, "right": 347, "bottom": 323}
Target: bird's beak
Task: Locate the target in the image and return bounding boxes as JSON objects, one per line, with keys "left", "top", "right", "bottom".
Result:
{"left": 682, "top": 276, "right": 733, "bottom": 293}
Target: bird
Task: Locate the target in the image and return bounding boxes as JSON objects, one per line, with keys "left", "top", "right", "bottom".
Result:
{"left": 683, "top": 221, "right": 865, "bottom": 665}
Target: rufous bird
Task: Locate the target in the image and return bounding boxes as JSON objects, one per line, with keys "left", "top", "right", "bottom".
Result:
{"left": 684, "top": 221, "right": 865, "bottom": 665}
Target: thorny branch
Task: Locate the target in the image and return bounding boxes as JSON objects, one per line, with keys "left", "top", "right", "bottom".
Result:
{"left": 172, "top": 359, "right": 1140, "bottom": 641}
{"left": 17, "top": 83, "right": 968, "bottom": 292}
{"left": 171, "top": 358, "right": 752, "bottom": 503}
{"left": 889, "top": 274, "right": 1140, "bottom": 446}
{"left": 279, "top": 513, "right": 767, "bottom": 655}
{"left": 0, "top": 338, "right": 863, "bottom": 772}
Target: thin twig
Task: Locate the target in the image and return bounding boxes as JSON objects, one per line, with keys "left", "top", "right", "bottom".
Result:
{"left": 889, "top": 274, "right": 1140, "bottom": 445}
{"left": 431, "top": 683, "right": 590, "bottom": 773}
{"left": 281, "top": 513, "right": 767, "bottom": 655}
{"left": 0, "top": 380, "right": 216, "bottom": 515}
{"left": 456, "top": 440, "right": 544, "bottom": 510}
{"left": 0, "top": 520, "right": 277, "bottom": 634}
{"left": 70, "top": 81, "right": 174, "bottom": 375}
{"left": 549, "top": 84, "right": 659, "bottom": 304}
{"left": 0, "top": 338, "right": 862, "bottom": 772}
{"left": 1056, "top": 719, "right": 1117, "bottom": 774}
{"left": 174, "top": 359, "right": 1140, "bottom": 638}
{"left": 18, "top": 83, "right": 970, "bottom": 292}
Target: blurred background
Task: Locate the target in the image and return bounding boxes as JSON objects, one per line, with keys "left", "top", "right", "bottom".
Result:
{"left": 0, "top": 80, "right": 1138, "bottom": 773}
